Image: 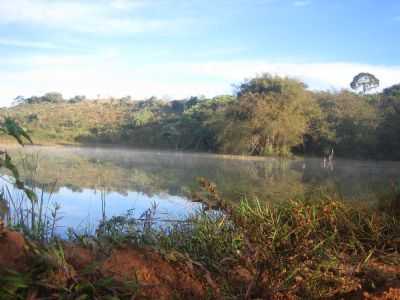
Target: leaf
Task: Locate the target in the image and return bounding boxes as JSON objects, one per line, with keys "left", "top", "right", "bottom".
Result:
{"left": 4, "top": 153, "right": 20, "bottom": 180}
{"left": 23, "top": 188, "right": 37, "bottom": 203}
{"left": 0, "top": 152, "right": 37, "bottom": 203}
{"left": 0, "top": 117, "right": 33, "bottom": 146}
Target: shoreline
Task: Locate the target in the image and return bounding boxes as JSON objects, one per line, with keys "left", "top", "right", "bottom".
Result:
{"left": 0, "top": 140, "right": 302, "bottom": 162}
{"left": 1, "top": 196, "right": 400, "bottom": 299}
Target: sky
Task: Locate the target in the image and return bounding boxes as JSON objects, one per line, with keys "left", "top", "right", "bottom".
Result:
{"left": 0, "top": 0, "right": 399, "bottom": 105}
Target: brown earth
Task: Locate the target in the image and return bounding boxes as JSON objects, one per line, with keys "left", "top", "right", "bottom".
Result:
{"left": 1, "top": 229, "right": 399, "bottom": 300}
{"left": 101, "top": 248, "right": 209, "bottom": 299}
{"left": 0, "top": 229, "right": 29, "bottom": 272}
{"left": 0, "top": 229, "right": 218, "bottom": 299}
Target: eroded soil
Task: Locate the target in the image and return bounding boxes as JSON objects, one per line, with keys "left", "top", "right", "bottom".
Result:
{"left": 1, "top": 229, "right": 399, "bottom": 299}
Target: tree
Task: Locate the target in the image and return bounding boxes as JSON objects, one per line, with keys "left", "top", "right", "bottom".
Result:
{"left": 177, "top": 96, "right": 232, "bottom": 151}
{"left": 376, "top": 83, "right": 400, "bottom": 159}
{"left": 350, "top": 73, "right": 379, "bottom": 94}
{"left": 220, "top": 74, "right": 319, "bottom": 156}
{"left": 236, "top": 74, "right": 296, "bottom": 97}
{"left": 132, "top": 108, "right": 155, "bottom": 127}
{"left": 22, "top": 92, "right": 65, "bottom": 104}
{"left": 184, "top": 96, "right": 201, "bottom": 110}
{"left": 13, "top": 96, "right": 26, "bottom": 106}
{"left": 69, "top": 95, "right": 86, "bottom": 103}
{"left": 169, "top": 100, "right": 185, "bottom": 114}
{"left": 380, "top": 84, "right": 400, "bottom": 113}
{"left": 315, "top": 90, "right": 378, "bottom": 157}
{"left": 42, "top": 92, "right": 64, "bottom": 103}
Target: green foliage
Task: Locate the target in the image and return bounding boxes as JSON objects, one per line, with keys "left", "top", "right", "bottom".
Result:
{"left": 189, "top": 180, "right": 400, "bottom": 298}
{"left": 3, "top": 74, "right": 400, "bottom": 159}
{"left": 0, "top": 270, "right": 32, "bottom": 300}
{"left": 376, "top": 83, "right": 400, "bottom": 159}
{"left": 315, "top": 90, "right": 378, "bottom": 157}
{"left": 68, "top": 95, "right": 86, "bottom": 103}
{"left": 0, "top": 117, "right": 36, "bottom": 203}
{"left": 64, "top": 180, "right": 400, "bottom": 299}
{"left": 17, "top": 92, "right": 65, "bottom": 105}
{"left": 131, "top": 108, "right": 155, "bottom": 127}
{"left": 0, "top": 117, "right": 32, "bottom": 145}
{"left": 220, "top": 74, "right": 319, "bottom": 156}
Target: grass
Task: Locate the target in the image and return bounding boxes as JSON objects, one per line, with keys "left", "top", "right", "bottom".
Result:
{"left": 0, "top": 243, "right": 141, "bottom": 300}
{"left": 91, "top": 180, "right": 400, "bottom": 298}
{"left": 0, "top": 101, "right": 129, "bottom": 145}
{"left": 0, "top": 152, "right": 61, "bottom": 242}
{"left": 1, "top": 179, "right": 400, "bottom": 299}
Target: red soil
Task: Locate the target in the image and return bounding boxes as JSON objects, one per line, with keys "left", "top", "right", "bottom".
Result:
{"left": 0, "top": 229, "right": 29, "bottom": 272}
{"left": 1, "top": 229, "right": 399, "bottom": 300}
{"left": 102, "top": 248, "right": 209, "bottom": 299}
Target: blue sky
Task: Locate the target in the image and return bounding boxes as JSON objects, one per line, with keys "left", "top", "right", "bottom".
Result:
{"left": 0, "top": 0, "right": 399, "bottom": 105}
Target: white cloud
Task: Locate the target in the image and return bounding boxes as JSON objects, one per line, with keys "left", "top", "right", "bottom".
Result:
{"left": 173, "top": 61, "right": 400, "bottom": 93}
{"left": 0, "top": 52, "right": 399, "bottom": 106}
{"left": 110, "top": 0, "right": 147, "bottom": 9}
{"left": 0, "top": 38, "right": 59, "bottom": 49}
{"left": 293, "top": 1, "right": 311, "bottom": 7}
{"left": 0, "top": 0, "right": 183, "bottom": 35}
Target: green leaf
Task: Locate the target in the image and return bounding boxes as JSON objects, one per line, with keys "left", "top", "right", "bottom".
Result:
{"left": 0, "top": 117, "right": 33, "bottom": 146}
{"left": 23, "top": 188, "right": 37, "bottom": 203}
{"left": 0, "top": 152, "right": 37, "bottom": 203}
{"left": 4, "top": 153, "right": 20, "bottom": 180}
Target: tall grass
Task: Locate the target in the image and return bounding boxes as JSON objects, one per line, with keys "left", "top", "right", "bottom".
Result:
{"left": 1, "top": 184, "right": 60, "bottom": 241}
{"left": 66, "top": 178, "right": 400, "bottom": 298}
{"left": 0, "top": 152, "right": 61, "bottom": 241}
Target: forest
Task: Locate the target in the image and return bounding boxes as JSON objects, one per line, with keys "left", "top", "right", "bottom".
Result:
{"left": 2, "top": 72, "right": 400, "bottom": 160}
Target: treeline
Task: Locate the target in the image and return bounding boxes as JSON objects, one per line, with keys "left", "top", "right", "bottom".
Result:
{"left": 4, "top": 73, "right": 400, "bottom": 159}
{"left": 14, "top": 92, "right": 87, "bottom": 104}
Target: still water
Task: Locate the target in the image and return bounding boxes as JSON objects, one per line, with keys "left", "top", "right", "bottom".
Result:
{"left": 1, "top": 146, "right": 399, "bottom": 235}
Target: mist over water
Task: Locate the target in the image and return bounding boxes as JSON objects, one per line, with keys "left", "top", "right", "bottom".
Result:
{"left": 1, "top": 145, "right": 399, "bottom": 235}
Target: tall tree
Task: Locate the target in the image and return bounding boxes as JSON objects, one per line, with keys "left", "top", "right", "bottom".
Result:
{"left": 220, "top": 74, "right": 319, "bottom": 156}
{"left": 315, "top": 90, "right": 378, "bottom": 157}
{"left": 380, "top": 84, "right": 400, "bottom": 113}
{"left": 350, "top": 72, "right": 380, "bottom": 94}
{"left": 376, "top": 83, "right": 400, "bottom": 159}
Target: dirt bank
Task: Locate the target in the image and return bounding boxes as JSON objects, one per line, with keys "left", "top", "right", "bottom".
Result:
{"left": 0, "top": 229, "right": 218, "bottom": 299}
{"left": 1, "top": 228, "right": 399, "bottom": 299}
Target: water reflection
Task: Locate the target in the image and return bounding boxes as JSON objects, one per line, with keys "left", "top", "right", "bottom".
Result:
{"left": 0, "top": 146, "right": 399, "bottom": 234}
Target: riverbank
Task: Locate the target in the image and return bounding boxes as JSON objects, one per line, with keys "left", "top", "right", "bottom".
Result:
{"left": 1, "top": 184, "right": 400, "bottom": 299}
{"left": 1, "top": 228, "right": 399, "bottom": 300}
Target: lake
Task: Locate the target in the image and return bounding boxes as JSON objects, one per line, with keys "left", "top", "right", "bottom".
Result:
{"left": 1, "top": 146, "right": 399, "bottom": 235}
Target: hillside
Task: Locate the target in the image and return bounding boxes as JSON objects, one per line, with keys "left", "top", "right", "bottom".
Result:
{"left": 1, "top": 74, "right": 400, "bottom": 159}
{"left": 0, "top": 95, "right": 233, "bottom": 152}
{"left": 0, "top": 100, "right": 131, "bottom": 145}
